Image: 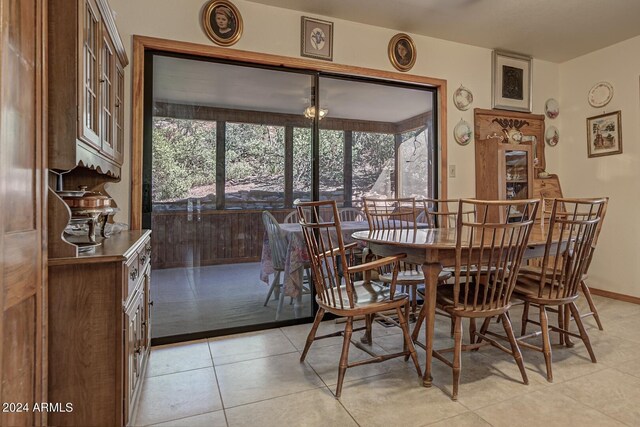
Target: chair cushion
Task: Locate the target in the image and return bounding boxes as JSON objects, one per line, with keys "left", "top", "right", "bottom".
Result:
{"left": 378, "top": 270, "right": 425, "bottom": 284}
{"left": 325, "top": 281, "right": 408, "bottom": 309}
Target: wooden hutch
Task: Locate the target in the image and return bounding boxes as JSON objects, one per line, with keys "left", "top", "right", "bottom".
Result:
{"left": 47, "top": 0, "right": 150, "bottom": 425}
{"left": 474, "top": 108, "right": 562, "bottom": 220}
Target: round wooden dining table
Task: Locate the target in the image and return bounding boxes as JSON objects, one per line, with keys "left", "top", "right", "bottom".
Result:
{"left": 352, "top": 224, "right": 555, "bottom": 388}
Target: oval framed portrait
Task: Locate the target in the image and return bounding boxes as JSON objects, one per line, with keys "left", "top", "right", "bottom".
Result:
{"left": 388, "top": 33, "right": 416, "bottom": 72}
{"left": 202, "top": 0, "right": 243, "bottom": 47}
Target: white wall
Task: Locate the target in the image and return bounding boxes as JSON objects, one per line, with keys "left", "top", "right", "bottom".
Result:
{"left": 108, "top": 0, "right": 559, "bottom": 223}
{"left": 558, "top": 35, "right": 640, "bottom": 298}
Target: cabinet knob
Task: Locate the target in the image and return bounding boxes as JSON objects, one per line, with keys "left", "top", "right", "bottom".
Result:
{"left": 145, "top": 245, "right": 152, "bottom": 255}
{"left": 129, "top": 268, "right": 138, "bottom": 281}
{"left": 140, "top": 255, "right": 147, "bottom": 265}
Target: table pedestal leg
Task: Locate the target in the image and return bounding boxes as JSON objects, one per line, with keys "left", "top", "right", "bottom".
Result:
{"left": 421, "top": 257, "right": 442, "bottom": 387}
{"left": 294, "top": 268, "right": 304, "bottom": 318}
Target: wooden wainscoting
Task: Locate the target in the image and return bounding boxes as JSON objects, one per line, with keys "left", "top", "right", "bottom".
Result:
{"left": 151, "top": 209, "right": 291, "bottom": 269}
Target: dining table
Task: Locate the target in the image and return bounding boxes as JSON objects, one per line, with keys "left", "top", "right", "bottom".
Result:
{"left": 260, "top": 220, "right": 371, "bottom": 317}
{"left": 352, "top": 223, "right": 557, "bottom": 388}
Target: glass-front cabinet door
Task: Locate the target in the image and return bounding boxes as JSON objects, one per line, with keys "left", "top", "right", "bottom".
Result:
{"left": 499, "top": 145, "right": 533, "bottom": 201}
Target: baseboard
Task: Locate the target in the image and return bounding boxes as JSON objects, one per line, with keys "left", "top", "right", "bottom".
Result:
{"left": 589, "top": 287, "right": 640, "bottom": 305}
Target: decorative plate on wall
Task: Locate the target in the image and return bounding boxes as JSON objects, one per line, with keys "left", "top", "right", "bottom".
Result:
{"left": 544, "top": 98, "right": 559, "bottom": 119}
{"left": 588, "top": 82, "right": 614, "bottom": 108}
{"left": 453, "top": 119, "right": 473, "bottom": 146}
{"left": 453, "top": 85, "right": 473, "bottom": 111}
{"left": 545, "top": 126, "right": 559, "bottom": 147}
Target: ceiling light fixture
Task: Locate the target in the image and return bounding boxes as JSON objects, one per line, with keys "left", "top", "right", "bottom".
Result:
{"left": 303, "top": 105, "right": 328, "bottom": 120}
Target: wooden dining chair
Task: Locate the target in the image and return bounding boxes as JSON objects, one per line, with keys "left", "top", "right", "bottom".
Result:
{"left": 513, "top": 198, "right": 607, "bottom": 382}
{"left": 261, "top": 211, "right": 289, "bottom": 319}
{"left": 296, "top": 200, "right": 422, "bottom": 397}
{"left": 524, "top": 197, "right": 609, "bottom": 332}
{"left": 362, "top": 197, "right": 425, "bottom": 316}
{"left": 432, "top": 198, "right": 539, "bottom": 400}
{"left": 337, "top": 207, "right": 366, "bottom": 222}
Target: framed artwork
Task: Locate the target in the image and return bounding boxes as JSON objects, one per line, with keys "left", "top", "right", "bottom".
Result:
{"left": 301, "top": 17, "right": 333, "bottom": 61}
{"left": 492, "top": 50, "right": 532, "bottom": 112}
{"left": 388, "top": 33, "right": 416, "bottom": 72}
{"left": 202, "top": 0, "right": 243, "bottom": 47}
{"left": 587, "top": 110, "right": 622, "bottom": 157}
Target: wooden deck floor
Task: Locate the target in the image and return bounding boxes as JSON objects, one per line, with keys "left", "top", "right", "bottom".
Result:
{"left": 152, "top": 262, "right": 313, "bottom": 338}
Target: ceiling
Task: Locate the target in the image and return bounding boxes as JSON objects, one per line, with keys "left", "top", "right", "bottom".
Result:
{"left": 250, "top": 0, "right": 640, "bottom": 62}
{"left": 153, "top": 56, "right": 433, "bottom": 122}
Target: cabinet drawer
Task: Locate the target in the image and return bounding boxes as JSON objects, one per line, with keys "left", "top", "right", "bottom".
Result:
{"left": 138, "top": 237, "right": 151, "bottom": 271}
{"left": 125, "top": 253, "right": 140, "bottom": 302}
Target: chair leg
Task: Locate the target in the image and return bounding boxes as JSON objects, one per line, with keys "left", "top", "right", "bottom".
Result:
{"left": 362, "top": 314, "right": 373, "bottom": 344}
{"left": 275, "top": 281, "right": 286, "bottom": 321}
{"left": 452, "top": 316, "right": 463, "bottom": 401}
{"left": 300, "top": 308, "right": 325, "bottom": 362}
{"left": 501, "top": 313, "right": 528, "bottom": 385}
{"left": 411, "top": 285, "right": 418, "bottom": 317}
{"left": 581, "top": 280, "right": 604, "bottom": 330}
{"left": 521, "top": 301, "right": 530, "bottom": 336}
{"left": 397, "top": 306, "right": 422, "bottom": 376}
{"left": 569, "top": 302, "right": 597, "bottom": 363}
{"left": 469, "top": 318, "right": 477, "bottom": 344}
{"left": 335, "top": 317, "right": 353, "bottom": 398}
{"left": 539, "top": 305, "right": 553, "bottom": 383}
{"left": 563, "top": 305, "right": 574, "bottom": 347}
{"left": 411, "top": 301, "right": 426, "bottom": 342}
{"left": 474, "top": 317, "right": 492, "bottom": 347}
{"left": 263, "top": 270, "right": 281, "bottom": 306}
{"left": 558, "top": 305, "right": 565, "bottom": 346}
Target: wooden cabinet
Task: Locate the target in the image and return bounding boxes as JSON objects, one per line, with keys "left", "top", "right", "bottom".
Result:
{"left": 48, "top": 0, "right": 128, "bottom": 177}
{"left": 476, "top": 138, "right": 534, "bottom": 201}
{"left": 48, "top": 231, "right": 152, "bottom": 427}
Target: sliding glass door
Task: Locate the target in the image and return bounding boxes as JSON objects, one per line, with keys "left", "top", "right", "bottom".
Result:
{"left": 143, "top": 53, "right": 437, "bottom": 342}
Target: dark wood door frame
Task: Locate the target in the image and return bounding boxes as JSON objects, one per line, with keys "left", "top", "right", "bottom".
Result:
{"left": 129, "top": 35, "right": 448, "bottom": 229}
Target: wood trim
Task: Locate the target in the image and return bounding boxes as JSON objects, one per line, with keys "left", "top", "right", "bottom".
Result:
{"left": 439, "top": 89, "right": 448, "bottom": 200}
{"left": 130, "top": 35, "right": 448, "bottom": 229}
{"left": 154, "top": 101, "right": 399, "bottom": 133}
{"left": 589, "top": 287, "right": 640, "bottom": 305}
{"left": 95, "top": 0, "right": 128, "bottom": 66}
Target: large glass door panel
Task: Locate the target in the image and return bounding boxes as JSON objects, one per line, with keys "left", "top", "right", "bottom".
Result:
{"left": 318, "top": 76, "right": 436, "bottom": 209}
{"left": 148, "top": 55, "right": 313, "bottom": 340}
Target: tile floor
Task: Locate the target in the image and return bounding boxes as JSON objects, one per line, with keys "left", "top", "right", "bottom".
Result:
{"left": 135, "top": 295, "right": 640, "bottom": 426}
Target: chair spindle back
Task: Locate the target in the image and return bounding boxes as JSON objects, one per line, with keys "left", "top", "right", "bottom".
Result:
{"left": 453, "top": 199, "right": 539, "bottom": 313}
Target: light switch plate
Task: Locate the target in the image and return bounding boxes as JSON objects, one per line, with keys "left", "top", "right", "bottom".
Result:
{"left": 449, "top": 165, "right": 456, "bottom": 178}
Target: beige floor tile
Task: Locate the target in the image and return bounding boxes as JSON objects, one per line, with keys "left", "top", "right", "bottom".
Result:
{"left": 146, "top": 340, "right": 212, "bottom": 377}
{"left": 424, "top": 411, "right": 492, "bottom": 427}
{"left": 225, "top": 387, "right": 356, "bottom": 427}
{"left": 604, "top": 316, "right": 640, "bottom": 344}
{"left": 568, "top": 331, "right": 639, "bottom": 367}
{"left": 338, "top": 369, "right": 467, "bottom": 427}
{"left": 135, "top": 368, "right": 222, "bottom": 426}
{"left": 614, "top": 356, "right": 640, "bottom": 379}
{"left": 150, "top": 410, "right": 227, "bottom": 426}
{"left": 302, "top": 340, "right": 411, "bottom": 387}
{"left": 209, "top": 328, "right": 298, "bottom": 365}
{"left": 475, "top": 389, "right": 625, "bottom": 427}
{"left": 554, "top": 368, "right": 640, "bottom": 426}
{"left": 280, "top": 320, "right": 346, "bottom": 351}
{"left": 215, "top": 352, "right": 324, "bottom": 408}
{"left": 480, "top": 336, "right": 606, "bottom": 385}
{"left": 427, "top": 351, "right": 546, "bottom": 410}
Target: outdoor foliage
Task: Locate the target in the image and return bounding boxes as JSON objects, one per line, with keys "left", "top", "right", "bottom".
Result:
{"left": 152, "top": 117, "right": 413, "bottom": 204}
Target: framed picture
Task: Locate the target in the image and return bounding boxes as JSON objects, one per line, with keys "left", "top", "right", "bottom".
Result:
{"left": 587, "top": 110, "right": 622, "bottom": 157}
{"left": 388, "top": 33, "right": 416, "bottom": 72}
{"left": 301, "top": 17, "right": 333, "bottom": 61}
{"left": 492, "top": 50, "right": 532, "bottom": 112}
{"left": 202, "top": 0, "right": 243, "bottom": 47}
